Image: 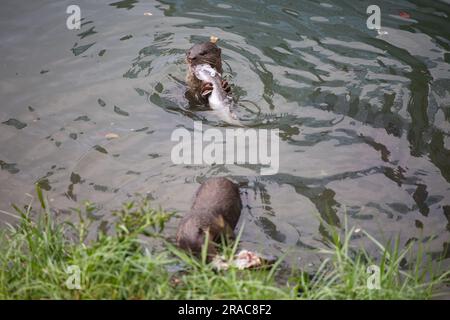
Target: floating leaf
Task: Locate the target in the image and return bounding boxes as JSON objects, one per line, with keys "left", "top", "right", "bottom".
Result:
{"left": 399, "top": 11, "right": 411, "bottom": 19}
{"left": 105, "top": 133, "right": 119, "bottom": 139}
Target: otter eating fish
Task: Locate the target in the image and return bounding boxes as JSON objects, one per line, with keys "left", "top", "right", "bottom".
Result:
{"left": 185, "top": 37, "right": 231, "bottom": 102}
{"left": 185, "top": 37, "right": 241, "bottom": 126}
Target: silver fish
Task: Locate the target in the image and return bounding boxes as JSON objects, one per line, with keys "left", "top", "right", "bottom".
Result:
{"left": 193, "top": 64, "right": 242, "bottom": 126}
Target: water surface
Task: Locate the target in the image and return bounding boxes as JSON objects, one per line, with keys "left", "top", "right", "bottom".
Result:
{"left": 1, "top": 0, "right": 450, "bottom": 268}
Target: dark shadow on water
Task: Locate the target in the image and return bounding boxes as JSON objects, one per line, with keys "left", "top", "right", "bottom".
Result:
{"left": 109, "top": 0, "right": 138, "bottom": 10}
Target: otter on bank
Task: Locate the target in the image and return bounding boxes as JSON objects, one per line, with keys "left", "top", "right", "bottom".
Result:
{"left": 185, "top": 39, "right": 231, "bottom": 102}
{"left": 176, "top": 177, "right": 242, "bottom": 258}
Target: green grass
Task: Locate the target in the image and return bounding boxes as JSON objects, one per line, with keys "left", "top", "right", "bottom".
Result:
{"left": 0, "top": 186, "right": 448, "bottom": 299}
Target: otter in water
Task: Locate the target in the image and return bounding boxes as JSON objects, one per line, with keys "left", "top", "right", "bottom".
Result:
{"left": 176, "top": 177, "right": 242, "bottom": 258}
{"left": 185, "top": 40, "right": 231, "bottom": 102}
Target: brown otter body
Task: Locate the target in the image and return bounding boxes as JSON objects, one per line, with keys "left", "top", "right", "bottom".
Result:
{"left": 185, "top": 41, "right": 230, "bottom": 102}
{"left": 176, "top": 177, "right": 242, "bottom": 257}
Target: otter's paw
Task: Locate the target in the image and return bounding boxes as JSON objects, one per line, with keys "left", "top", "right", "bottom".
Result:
{"left": 201, "top": 82, "right": 213, "bottom": 97}
{"left": 222, "top": 80, "right": 231, "bottom": 93}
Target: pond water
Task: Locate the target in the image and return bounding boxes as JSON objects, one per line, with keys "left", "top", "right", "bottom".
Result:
{"left": 1, "top": 0, "right": 449, "bottom": 268}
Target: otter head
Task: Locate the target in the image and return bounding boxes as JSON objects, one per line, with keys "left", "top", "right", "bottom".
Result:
{"left": 176, "top": 216, "right": 217, "bottom": 258}
{"left": 186, "top": 42, "right": 223, "bottom": 75}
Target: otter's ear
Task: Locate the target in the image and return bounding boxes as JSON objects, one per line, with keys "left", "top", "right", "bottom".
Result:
{"left": 197, "top": 227, "right": 203, "bottom": 235}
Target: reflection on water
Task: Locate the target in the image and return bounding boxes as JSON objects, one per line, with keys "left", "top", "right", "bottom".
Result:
{"left": 0, "top": 0, "right": 449, "bottom": 268}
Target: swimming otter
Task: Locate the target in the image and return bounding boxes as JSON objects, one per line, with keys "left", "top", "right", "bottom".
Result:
{"left": 176, "top": 177, "right": 242, "bottom": 258}
{"left": 185, "top": 40, "right": 231, "bottom": 102}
